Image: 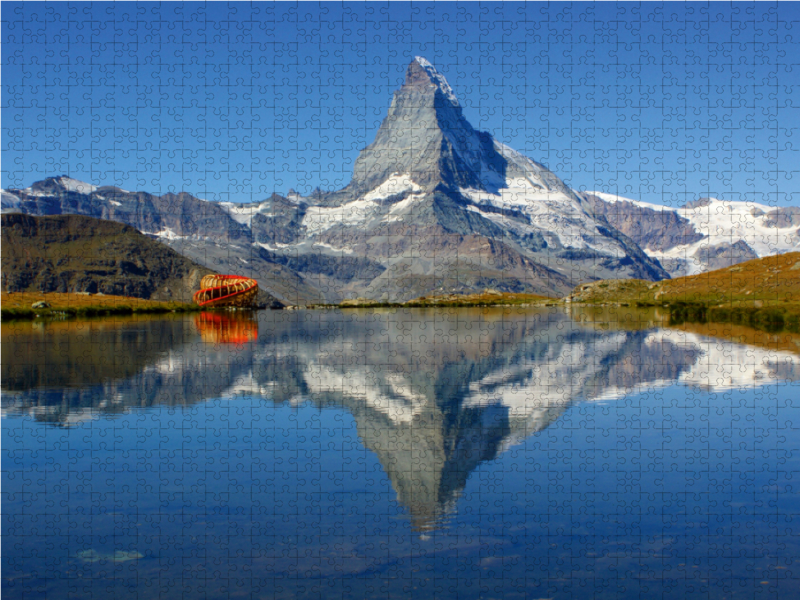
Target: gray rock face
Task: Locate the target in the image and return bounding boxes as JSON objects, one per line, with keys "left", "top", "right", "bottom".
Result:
{"left": 695, "top": 240, "right": 759, "bottom": 272}
{"left": 761, "top": 207, "right": 800, "bottom": 229}
{"left": 5, "top": 177, "right": 251, "bottom": 243}
{"left": 345, "top": 58, "right": 503, "bottom": 196}
{"left": 583, "top": 194, "right": 704, "bottom": 252}
{"left": 286, "top": 57, "right": 669, "bottom": 298}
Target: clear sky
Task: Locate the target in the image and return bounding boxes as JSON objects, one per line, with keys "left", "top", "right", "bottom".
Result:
{"left": 2, "top": 2, "right": 798, "bottom": 207}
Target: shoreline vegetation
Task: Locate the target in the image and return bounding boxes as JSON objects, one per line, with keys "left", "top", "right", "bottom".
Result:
{"left": 1, "top": 292, "right": 201, "bottom": 321}
{"left": 322, "top": 252, "right": 800, "bottom": 336}
{"left": 561, "top": 252, "right": 800, "bottom": 335}
{"left": 4, "top": 253, "right": 799, "bottom": 337}
{"left": 321, "top": 291, "right": 555, "bottom": 309}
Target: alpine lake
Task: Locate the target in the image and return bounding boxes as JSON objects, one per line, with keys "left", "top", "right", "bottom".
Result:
{"left": 3, "top": 306, "right": 800, "bottom": 600}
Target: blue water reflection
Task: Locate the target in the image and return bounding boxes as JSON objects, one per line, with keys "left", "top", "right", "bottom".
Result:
{"left": 3, "top": 308, "right": 800, "bottom": 599}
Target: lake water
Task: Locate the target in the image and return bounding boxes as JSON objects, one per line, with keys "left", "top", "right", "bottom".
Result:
{"left": 3, "top": 307, "right": 800, "bottom": 599}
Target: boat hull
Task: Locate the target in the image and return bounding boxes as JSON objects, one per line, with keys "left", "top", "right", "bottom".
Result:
{"left": 192, "top": 275, "right": 259, "bottom": 308}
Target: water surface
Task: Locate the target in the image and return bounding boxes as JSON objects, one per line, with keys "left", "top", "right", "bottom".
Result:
{"left": 3, "top": 308, "right": 800, "bottom": 599}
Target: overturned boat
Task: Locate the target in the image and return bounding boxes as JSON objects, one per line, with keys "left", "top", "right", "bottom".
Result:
{"left": 192, "top": 274, "right": 258, "bottom": 308}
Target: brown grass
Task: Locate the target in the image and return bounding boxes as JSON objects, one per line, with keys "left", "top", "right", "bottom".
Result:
{"left": 405, "top": 291, "right": 553, "bottom": 307}
{"left": 567, "top": 252, "right": 800, "bottom": 308}
{"left": 657, "top": 252, "right": 800, "bottom": 304}
{"left": 1, "top": 292, "right": 199, "bottom": 320}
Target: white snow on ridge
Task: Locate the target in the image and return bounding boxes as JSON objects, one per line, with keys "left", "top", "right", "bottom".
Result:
{"left": 382, "top": 193, "right": 427, "bottom": 222}
{"left": 588, "top": 191, "right": 800, "bottom": 262}
{"left": 219, "top": 201, "right": 273, "bottom": 227}
{"left": 286, "top": 191, "right": 305, "bottom": 204}
{"left": 311, "top": 241, "right": 354, "bottom": 255}
{"left": 302, "top": 198, "right": 378, "bottom": 235}
{"left": 56, "top": 176, "right": 97, "bottom": 194}
{"left": 1, "top": 190, "right": 21, "bottom": 213}
{"left": 20, "top": 189, "right": 51, "bottom": 197}
{"left": 93, "top": 195, "right": 123, "bottom": 207}
{"left": 461, "top": 179, "right": 622, "bottom": 255}
{"left": 587, "top": 190, "right": 676, "bottom": 212}
{"left": 257, "top": 241, "right": 292, "bottom": 251}
{"left": 152, "top": 227, "right": 184, "bottom": 241}
{"left": 363, "top": 173, "right": 421, "bottom": 202}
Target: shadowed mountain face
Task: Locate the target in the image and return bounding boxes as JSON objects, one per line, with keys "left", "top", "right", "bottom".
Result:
{"left": 4, "top": 308, "right": 800, "bottom": 530}
{"left": 2, "top": 58, "right": 669, "bottom": 304}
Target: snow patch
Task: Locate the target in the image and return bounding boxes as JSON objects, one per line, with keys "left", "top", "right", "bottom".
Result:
{"left": 152, "top": 228, "right": 184, "bottom": 241}
{"left": 587, "top": 191, "right": 674, "bottom": 212}
{"left": 312, "top": 241, "right": 354, "bottom": 255}
{"left": 302, "top": 197, "right": 378, "bottom": 235}
{"left": 285, "top": 191, "right": 305, "bottom": 204}
{"left": 381, "top": 193, "right": 427, "bottom": 222}
{"left": 219, "top": 201, "right": 272, "bottom": 227}
{"left": 21, "top": 189, "right": 51, "bottom": 197}
{"left": 461, "top": 180, "right": 621, "bottom": 254}
{"left": 1, "top": 190, "right": 22, "bottom": 213}
{"left": 363, "top": 173, "right": 421, "bottom": 202}
{"left": 56, "top": 177, "right": 97, "bottom": 194}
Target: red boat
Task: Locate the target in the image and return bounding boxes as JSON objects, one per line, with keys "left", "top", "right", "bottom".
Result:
{"left": 192, "top": 274, "right": 259, "bottom": 308}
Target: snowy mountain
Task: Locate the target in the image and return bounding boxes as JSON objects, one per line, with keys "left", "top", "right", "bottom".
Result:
{"left": 583, "top": 192, "right": 800, "bottom": 277}
{"left": 15, "top": 58, "right": 785, "bottom": 302}
{"left": 244, "top": 57, "right": 668, "bottom": 300}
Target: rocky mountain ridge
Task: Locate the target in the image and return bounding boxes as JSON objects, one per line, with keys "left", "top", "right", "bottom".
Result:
{"left": 5, "top": 58, "right": 795, "bottom": 301}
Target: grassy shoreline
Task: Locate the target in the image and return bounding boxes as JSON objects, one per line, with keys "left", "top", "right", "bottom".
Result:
{"left": 1, "top": 292, "right": 201, "bottom": 321}
{"left": 561, "top": 252, "right": 800, "bottom": 335}
{"left": 327, "top": 291, "right": 555, "bottom": 309}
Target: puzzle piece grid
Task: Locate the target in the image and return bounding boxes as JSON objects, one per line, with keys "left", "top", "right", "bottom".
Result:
{"left": 3, "top": 3, "right": 800, "bottom": 600}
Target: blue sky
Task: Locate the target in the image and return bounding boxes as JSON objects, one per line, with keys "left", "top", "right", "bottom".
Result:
{"left": 2, "top": 2, "right": 798, "bottom": 206}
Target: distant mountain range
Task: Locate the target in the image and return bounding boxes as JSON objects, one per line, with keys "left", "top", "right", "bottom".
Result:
{"left": 3, "top": 57, "right": 799, "bottom": 302}
{"left": 583, "top": 192, "right": 800, "bottom": 277}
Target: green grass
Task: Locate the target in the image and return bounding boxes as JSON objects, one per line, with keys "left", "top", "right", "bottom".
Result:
{"left": 667, "top": 301, "right": 800, "bottom": 334}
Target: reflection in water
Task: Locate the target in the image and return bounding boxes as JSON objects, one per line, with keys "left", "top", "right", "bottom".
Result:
{"left": 194, "top": 311, "right": 259, "bottom": 344}
{"left": 3, "top": 308, "right": 800, "bottom": 531}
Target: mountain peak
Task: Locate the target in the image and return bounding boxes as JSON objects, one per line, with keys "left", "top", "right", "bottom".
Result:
{"left": 405, "top": 57, "right": 459, "bottom": 107}
{"left": 23, "top": 175, "right": 97, "bottom": 196}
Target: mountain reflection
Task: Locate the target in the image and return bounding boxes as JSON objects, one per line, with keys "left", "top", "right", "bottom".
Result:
{"left": 3, "top": 308, "right": 800, "bottom": 530}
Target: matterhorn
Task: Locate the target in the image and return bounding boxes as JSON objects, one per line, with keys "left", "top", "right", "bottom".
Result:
{"left": 3, "top": 58, "right": 675, "bottom": 303}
